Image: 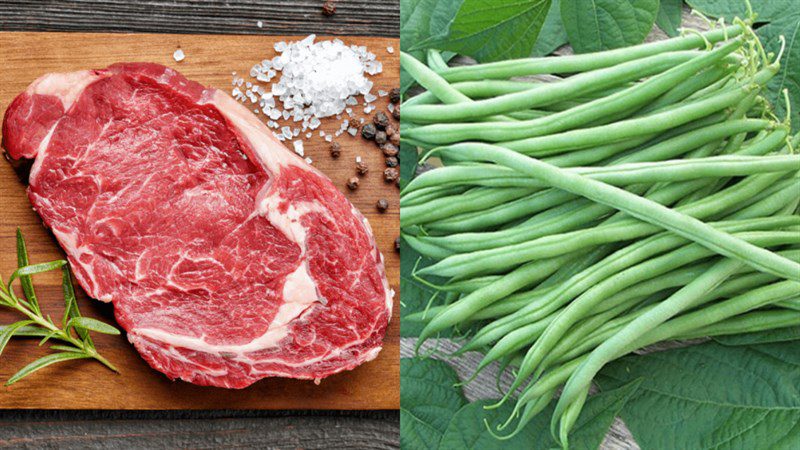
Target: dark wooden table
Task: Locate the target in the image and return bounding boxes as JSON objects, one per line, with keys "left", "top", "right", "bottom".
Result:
{"left": 0, "top": 1, "right": 400, "bottom": 449}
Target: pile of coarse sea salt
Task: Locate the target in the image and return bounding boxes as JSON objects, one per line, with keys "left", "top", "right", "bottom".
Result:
{"left": 231, "top": 34, "right": 387, "bottom": 163}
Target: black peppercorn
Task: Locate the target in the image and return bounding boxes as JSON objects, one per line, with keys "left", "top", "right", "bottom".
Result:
{"left": 394, "top": 237, "right": 400, "bottom": 252}
{"left": 361, "top": 123, "right": 377, "bottom": 140}
{"left": 381, "top": 143, "right": 399, "bottom": 157}
{"left": 356, "top": 160, "right": 369, "bottom": 175}
{"left": 389, "top": 132, "right": 400, "bottom": 146}
{"left": 346, "top": 177, "right": 359, "bottom": 190}
{"left": 375, "top": 130, "right": 387, "bottom": 145}
{"left": 383, "top": 167, "right": 399, "bottom": 183}
{"left": 389, "top": 88, "right": 400, "bottom": 104}
{"left": 330, "top": 141, "right": 341, "bottom": 158}
{"left": 385, "top": 125, "right": 396, "bottom": 136}
{"left": 385, "top": 156, "right": 398, "bottom": 167}
{"left": 376, "top": 199, "right": 389, "bottom": 212}
{"left": 322, "top": 0, "right": 336, "bottom": 16}
{"left": 391, "top": 104, "right": 400, "bottom": 121}
{"left": 373, "top": 112, "right": 390, "bottom": 130}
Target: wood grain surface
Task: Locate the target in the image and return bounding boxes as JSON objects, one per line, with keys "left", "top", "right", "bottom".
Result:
{"left": 0, "top": 410, "right": 400, "bottom": 449}
{"left": 0, "top": 0, "right": 399, "bottom": 37}
{"left": 0, "top": 31, "right": 400, "bottom": 410}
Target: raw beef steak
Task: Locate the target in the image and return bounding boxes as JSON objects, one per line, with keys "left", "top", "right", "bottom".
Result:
{"left": 2, "top": 63, "right": 392, "bottom": 388}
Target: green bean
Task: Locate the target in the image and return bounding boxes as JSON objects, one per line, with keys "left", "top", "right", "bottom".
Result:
{"left": 404, "top": 52, "right": 704, "bottom": 123}
{"left": 510, "top": 299, "right": 799, "bottom": 439}
{"left": 550, "top": 257, "right": 738, "bottom": 442}
{"left": 436, "top": 25, "right": 744, "bottom": 82}
{"left": 419, "top": 169, "right": 788, "bottom": 277}
{"left": 422, "top": 140, "right": 800, "bottom": 281}
{"left": 404, "top": 40, "right": 746, "bottom": 143}
{"left": 637, "top": 64, "right": 736, "bottom": 115}
{"left": 474, "top": 225, "right": 799, "bottom": 370}
{"left": 426, "top": 49, "right": 449, "bottom": 72}
{"left": 508, "top": 228, "right": 800, "bottom": 394}
{"left": 678, "top": 309, "right": 800, "bottom": 338}
{"left": 403, "top": 79, "right": 631, "bottom": 109}
{"left": 404, "top": 152, "right": 794, "bottom": 194}
{"left": 425, "top": 123, "right": 766, "bottom": 232}
{"left": 400, "top": 52, "right": 515, "bottom": 123}
{"left": 401, "top": 186, "right": 536, "bottom": 227}
{"left": 414, "top": 253, "right": 578, "bottom": 349}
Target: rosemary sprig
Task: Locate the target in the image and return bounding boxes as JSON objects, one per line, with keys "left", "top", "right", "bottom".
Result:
{"left": 0, "top": 228, "right": 120, "bottom": 385}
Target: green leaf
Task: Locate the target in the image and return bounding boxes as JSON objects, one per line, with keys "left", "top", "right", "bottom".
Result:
{"left": 655, "top": 0, "right": 684, "bottom": 37}
{"left": 16, "top": 229, "right": 40, "bottom": 315}
{"left": 685, "top": 0, "right": 794, "bottom": 23}
{"left": 714, "top": 326, "right": 800, "bottom": 346}
{"left": 0, "top": 320, "right": 35, "bottom": 356}
{"left": 67, "top": 316, "right": 120, "bottom": 336}
{"left": 758, "top": 15, "right": 800, "bottom": 131}
{"left": 561, "top": 0, "right": 660, "bottom": 53}
{"left": 420, "top": 0, "right": 552, "bottom": 63}
{"left": 400, "top": 0, "right": 446, "bottom": 94}
{"left": 400, "top": 142, "right": 419, "bottom": 190}
{"left": 532, "top": 0, "right": 569, "bottom": 56}
{"left": 399, "top": 238, "right": 446, "bottom": 337}
{"left": 400, "top": 357, "right": 467, "bottom": 450}
{"left": 437, "top": 380, "right": 641, "bottom": 449}
{"left": 597, "top": 341, "right": 800, "bottom": 449}
{"left": 5, "top": 352, "right": 92, "bottom": 386}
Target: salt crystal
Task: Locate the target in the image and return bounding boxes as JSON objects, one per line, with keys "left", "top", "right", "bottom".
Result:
{"left": 172, "top": 49, "right": 185, "bottom": 62}
{"left": 356, "top": 156, "right": 362, "bottom": 163}
{"left": 257, "top": 20, "right": 263, "bottom": 28}
{"left": 387, "top": 46, "right": 394, "bottom": 54}
{"left": 348, "top": 127, "right": 358, "bottom": 136}
{"left": 293, "top": 140, "right": 304, "bottom": 156}
{"left": 281, "top": 126, "right": 292, "bottom": 139}
{"left": 325, "top": 135, "right": 333, "bottom": 142}
{"left": 306, "top": 132, "right": 312, "bottom": 138}
{"left": 378, "top": 90, "right": 387, "bottom": 97}
{"left": 364, "top": 93, "right": 377, "bottom": 103}
{"left": 236, "top": 35, "right": 383, "bottom": 126}
{"left": 388, "top": 103, "right": 395, "bottom": 113}
{"left": 305, "top": 157, "right": 313, "bottom": 164}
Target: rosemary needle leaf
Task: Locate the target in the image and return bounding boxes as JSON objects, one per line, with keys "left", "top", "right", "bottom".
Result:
{"left": 5, "top": 352, "right": 92, "bottom": 386}
{"left": 0, "top": 325, "right": 50, "bottom": 338}
{"left": 0, "top": 320, "right": 35, "bottom": 356}
{"left": 38, "top": 330, "right": 59, "bottom": 346}
{"left": 15, "top": 228, "right": 40, "bottom": 315}
{"left": 60, "top": 266, "right": 93, "bottom": 346}
{"left": 67, "top": 317, "right": 121, "bottom": 336}
{"left": 49, "top": 345, "right": 85, "bottom": 353}
{"left": 8, "top": 260, "right": 67, "bottom": 291}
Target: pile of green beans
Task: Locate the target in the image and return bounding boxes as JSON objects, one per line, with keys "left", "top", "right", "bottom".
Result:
{"left": 400, "top": 21, "right": 800, "bottom": 448}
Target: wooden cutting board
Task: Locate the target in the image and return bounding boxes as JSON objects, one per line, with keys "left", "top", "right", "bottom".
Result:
{"left": 0, "top": 32, "right": 399, "bottom": 409}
